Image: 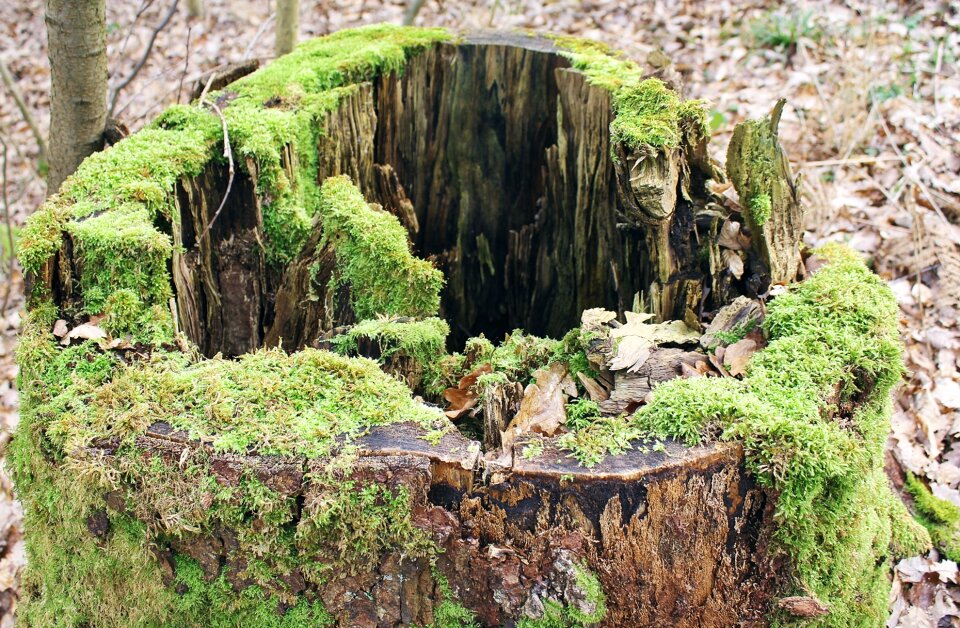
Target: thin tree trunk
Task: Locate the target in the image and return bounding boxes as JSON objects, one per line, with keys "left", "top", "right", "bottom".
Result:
{"left": 274, "top": 0, "right": 299, "bottom": 57}
{"left": 45, "top": 0, "right": 108, "bottom": 193}
{"left": 186, "top": 0, "right": 204, "bottom": 18}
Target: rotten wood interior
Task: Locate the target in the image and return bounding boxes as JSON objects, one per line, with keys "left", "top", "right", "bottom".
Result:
{"left": 170, "top": 34, "right": 740, "bottom": 360}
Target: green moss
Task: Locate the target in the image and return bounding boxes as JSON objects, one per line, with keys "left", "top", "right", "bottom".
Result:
{"left": 296, "top": 471, "right": 436, "bottom": 581}
{"left": 710, "top": 318, "right": 758, "bottom": 346}
{"left": 904, "top": 473, "right": 960, "bottom": 561}
{"left": 317, "top": 177, "right": 444, "bottom": 319}
{"left": 46, "top": 346, "right": 447, "bottom": 459}
{"left": 172, "top": 556, "right": 334, "bottom": 627}
{"left": 19, "top": 24, "right": 452, "bottom": 340}
{"left": 550, "top": 36, "right": 707, "bottom": 151}
{"left": 516, "top": 562, "right": 606, "bottom": 627}
{"left": 12, "top": 306, "right": 451, "bottom": 622}
{"left": 726, "top": 107, "right": 784, "bottom": 228}
{"left": 565, "top": 399, "right": 601, "bottom": 431}
{"left": 431, "top": 569, "right": 478, "bottom": 627}
{"left": 332, "top": 316, "right": 449, "bottom": 375}
{"left": 559, "top": 245, "right": 929, "bottom": 625}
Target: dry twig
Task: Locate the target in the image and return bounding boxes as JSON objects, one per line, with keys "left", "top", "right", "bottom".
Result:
{"left": 108, "top": 0, "right": 180, "bottom": 117}
{"left": 0, "top": 58, "right": 47, "bottom": 166}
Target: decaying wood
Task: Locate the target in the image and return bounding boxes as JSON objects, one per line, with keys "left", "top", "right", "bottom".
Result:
{"left": 599, "top": 347, "right": 704, "bottom": 415}
{"left": 481, "top": 380, "right": 524, "bottom": 450}
{"left": 726, "top": 99, "right": 804, "bottom": 286}
{"left": 85, "top": 418, "right": 776, "bottom": 626}
{"left": 44, "top": 32, "right": 799, "bottom": 625}
{"left": 173, "top": 160, "right": 266, "bottom": 357}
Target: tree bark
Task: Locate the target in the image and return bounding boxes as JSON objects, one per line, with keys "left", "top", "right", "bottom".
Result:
{"left": 45, "top": 0, "right": 108, "bottom": 193}
{"left": 274, "top": 0, "right": 300, "bottom": 57}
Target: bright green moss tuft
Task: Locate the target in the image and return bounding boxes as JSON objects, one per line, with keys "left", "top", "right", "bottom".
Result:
{"left": 560, "top": 245, "right": 925, "bottom": 625}
{"left": 331, "top": 316, "right": 449, "bottom": 385}
{"left": 748, "top": 192, "right": 773, "bottom": 226}
{"left": 431, "top": 569, "right": 478, "bottom": 627}
{"left": 550, "top": 36, "right": 708, "bottom": 151}
{"left": 905, "top": 473, "right": 960, "bottom": 562}
{"left": 317, "top": 176, "right": 444, "bottom": 319}
{"left": 46, "top": 347, "right": 447, "bottom": 459}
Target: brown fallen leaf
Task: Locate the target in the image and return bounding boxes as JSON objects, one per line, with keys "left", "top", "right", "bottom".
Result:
{"left": 722, "top": 248, "right": 745, "bottom": 279}
{"left": 609, "top": 335, "right": 652, "bottom": 372}
{"left": 717, "top": 219, "right": 751, "bottom": 251}
{"left": 577, "top": 372, "right": 609, "bottom": 402}
{"left": 501, "top": 362, "right": 569, "bottom": 453}
{"left": 60, "top": 323, "right": 108, "bottom": 346}
{"left": 442, "top": 364, "right": 493, "bottom": 420}
{"left": 777, "top": 596, "right": 829, "bottom": 618}
{"left": 723, "top": 338, "right": 757, "bottom": 377}
{"left": 681, "top": 360, "right": 712, "bottom": 379}
{"left": 52, "top": 319, "right": 68, "bottom": 338}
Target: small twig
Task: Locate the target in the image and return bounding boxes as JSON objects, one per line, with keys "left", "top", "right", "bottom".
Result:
{"left": 117, "top": 0, "right": 157, "bottom": 61}
{"left": 242, "top": 13, "right": 275, "bottom": 61}
{"left": 933, "top": 39, "right": 944, "bottom": 123}
{"left": 108, "top": 0, "right": 180, "bottom": 117}
{"left": 0, "top": 135, "right": 14, "bottom": 314}
{"left": 0, "top": 57, "right": 47, "bottom": 165}
{"left": 177, "top": 24, "right": 193, "bottom": 104}
{"left": 801, "top": 155, "right": 901, "bottom": 168}
{"left": 196, "top": 93, "right": 234, "bottom": 244}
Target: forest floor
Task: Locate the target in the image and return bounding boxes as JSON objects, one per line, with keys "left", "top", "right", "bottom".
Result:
{"left": 0, "top": 0, "right": 958, "bottom": 625}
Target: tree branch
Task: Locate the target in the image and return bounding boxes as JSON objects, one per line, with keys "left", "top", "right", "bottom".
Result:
{"left": 108, "top": 0, "right": 180, "bottom": 117}
{"left": 0, "top": 57, "right": 47, "bottom": 166}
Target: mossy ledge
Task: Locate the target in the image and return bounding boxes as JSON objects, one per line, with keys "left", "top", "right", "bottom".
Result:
{"left": 559, "top": 245, "right": 930, "bottom": 626}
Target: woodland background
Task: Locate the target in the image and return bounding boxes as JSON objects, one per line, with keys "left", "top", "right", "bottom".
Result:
{"left": 0, "top": 0, "right": 958, "bottom": 625}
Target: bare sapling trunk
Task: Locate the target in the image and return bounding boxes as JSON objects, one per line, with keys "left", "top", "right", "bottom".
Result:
{"left": 45, "top": 0, "right": 108, "bottom": 193}
{"left": 186, "top": 0, "right": 204, "bottom": 18}
{"left": 274, "top": 0, "right": 300, "bottom": 57}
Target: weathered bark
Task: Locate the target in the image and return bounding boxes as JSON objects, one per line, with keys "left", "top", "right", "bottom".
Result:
{"left": 86, "top": 419, "right": 776, "bottom": 627}
{"left": 45, "top": 0, "right": 108, "bottom": 192}
{"left": 274, "top": 0, "right": 300, "bottom": 57}
{"left": 726, "top": 99, "right": 804, "bottom": 286}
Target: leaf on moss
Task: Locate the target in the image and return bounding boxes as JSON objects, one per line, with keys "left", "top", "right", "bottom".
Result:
{"left": 723, "top": 338, "right": 757, "bottom": 377}
{"left": 442, "top": 364, "right": 492, "bottom": 420}
{"left": 60, "top": 323, "right": 107, "bottom": 346}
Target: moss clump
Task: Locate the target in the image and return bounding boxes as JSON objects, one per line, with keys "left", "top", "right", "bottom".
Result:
{"left": 565, "top": 398, "right": 601, "bottom": 431}
{"left": 317, "top": 177, "right": 443, "bottom": 319}
{"left": 517, "top": 562, "right": 606, "bottom": 627}
{"left": 12, "top": 304, "right": 451, "bottom": 622}
{"left": 559, "top": 244, "right": 930, "bottom": 624}
{"left": 904, "top": 473, "right": 960, "bottom": 561}
{"left": 431, "top": 569, "right": 478, "bottom": 628}
{"left": 550, "top": 36, "right": 707, "bottom": 151}
{"left": 332, "top": 316, "right": 448, "bottom": 363}
{"left": 46, "top": 346, "right": 447, "bottom": 459}
{"left": 19, "top": 24, "right": 452, "bottom": 340}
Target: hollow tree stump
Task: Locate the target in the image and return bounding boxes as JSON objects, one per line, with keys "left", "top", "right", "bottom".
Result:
{"left": 13, "top": 25, "right": 923, "bottom": 627}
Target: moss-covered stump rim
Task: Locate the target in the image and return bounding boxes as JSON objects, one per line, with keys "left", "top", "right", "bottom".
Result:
{"left": 11, "top": 23, "right": 923, "bottom": 628}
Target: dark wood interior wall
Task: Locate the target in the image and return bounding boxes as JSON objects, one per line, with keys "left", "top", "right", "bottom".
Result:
{"left": 177, "top": 39, "right": 663, "bottom": 355}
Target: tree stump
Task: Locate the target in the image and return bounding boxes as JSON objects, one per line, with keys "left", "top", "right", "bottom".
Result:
{"left": 14, "top": 25, "right": 925, "bottom": 627}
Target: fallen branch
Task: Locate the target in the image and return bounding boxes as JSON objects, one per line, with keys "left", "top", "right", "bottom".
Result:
{"left": 0, "top": 57, "right": 47, "bottom": 166}
{"left": 108, "top": 0, "right": 180, "bottom": 117}
{"left": 0, "top": 134, "right": 15, "bottom": 313}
